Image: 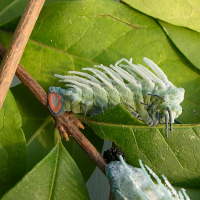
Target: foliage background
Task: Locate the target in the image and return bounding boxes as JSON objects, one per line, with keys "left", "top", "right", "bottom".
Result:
{"left": 1, "top": 0, "right": 200, "bottom": 199}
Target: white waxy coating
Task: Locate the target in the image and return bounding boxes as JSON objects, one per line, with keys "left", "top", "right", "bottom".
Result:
{"left": 52, "top": 57, "right": 184, "bottom": 130}
{"left": 105, "top": 156, "right": 190, "bottom": 200}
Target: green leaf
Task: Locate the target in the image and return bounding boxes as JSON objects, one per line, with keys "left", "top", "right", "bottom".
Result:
{"left": 121, "top": 0, "right": 200, "bottom": 33}
{"left": 159, "top": 21, "right": 200, "bottom": 71}
{"left": 11, "top": 84, "right": 104, "bottom": 182}
{"left": 85, "top": 114, "right": 200, "bottom": 188}
{"left": 1, "top": 140, "right": 90, "bottom": 200}
{"left": 1, "top": 0, "right": 200, "bottom": 189}
{"left": 0, "top": 90, "right": 27, "bottom": 197}
{"left": 11, "top": 84, "right": 55, "bottom": 173}
{"left": 62, "top": 124, "right": 104, "bottom": 182}
{"left": 0, "top": 0, "right": 79, "bottom": 27}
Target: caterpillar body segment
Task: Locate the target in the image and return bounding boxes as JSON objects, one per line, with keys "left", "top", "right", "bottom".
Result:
{"left": 48, "top": 58, "right": 185, "bottom": 136}
{"left": 105, "top": 156, "right": 190, "bottom": 200}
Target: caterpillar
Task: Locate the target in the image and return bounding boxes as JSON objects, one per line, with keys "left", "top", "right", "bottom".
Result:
{"left": 106, "top": 155, "right": 190, "bottom": 200}
{"left": 48, "top": 57, "right": 185, "bottom": 137}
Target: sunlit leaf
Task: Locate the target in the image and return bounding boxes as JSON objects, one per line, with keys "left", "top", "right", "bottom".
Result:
{"left": 122, "top": 0, "right": 200, "bottom": 33}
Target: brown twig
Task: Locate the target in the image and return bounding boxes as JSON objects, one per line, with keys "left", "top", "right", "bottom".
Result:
{"left": 0, "top": 42, "right": 107, "bottom": 173}
{"left": 0, "top": 0, "right": 45, "bottom": 110}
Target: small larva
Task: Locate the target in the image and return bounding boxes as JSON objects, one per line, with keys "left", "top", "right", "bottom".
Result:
{"left": 106, "top": 155, "right": 190, "bottom": 200}
{"left": 48, "top": 57, "right": 185, "bottom": 137}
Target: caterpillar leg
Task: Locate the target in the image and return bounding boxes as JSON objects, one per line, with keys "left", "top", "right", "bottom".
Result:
{"left": 166, "top": 107, "right": 172, "bottom": 132}
{"left": 84, "top": 104, "right": 89, "bottom": 116}
{"left": 140, "top": 101, "right": 149, "bottom": 106}
{"left": 100, "top": 105, "right": 104, "bottom": 114}
{"left": 165, "top": 114, "right": 168, "bottom": 138}
{"left": 174, "top": 119, "right": 183, "bottom": 124}
{"left": 147, "top": 93, "right": 167, "bottom": 102}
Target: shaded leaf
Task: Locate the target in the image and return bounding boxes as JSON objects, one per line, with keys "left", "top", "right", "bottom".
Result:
{"left": 159, "top": 21, "right": 200, "bottom": 71}
{"left": 0, "top": 90, "right": 27, "bottom": 197}
{"left": 0, "top": 0, "right": 78, "bottom": 27}
{"left": 122, "top": 0, "right": 200, "bottom": 33}
{"left": 1, "top": 140, "right": 90, "bottom": 200}
{"left": 11, "top": 84, "right": 55, "bottom": 173}
{"left": 11, "top": 84, "right": 104, "bottom": 182}
{"left": 0, "top": 0, "right": 200, "bottom": 190}
{"left": 62, "top": 124, "right": 104, "bottom": 182}
{"left": 84, "top": 113, "right": 200, "bottom": 188}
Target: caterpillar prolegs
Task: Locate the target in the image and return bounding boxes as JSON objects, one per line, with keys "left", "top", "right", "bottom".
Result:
{"left": 48, "top": 58, "right": 185, "bottom": 137}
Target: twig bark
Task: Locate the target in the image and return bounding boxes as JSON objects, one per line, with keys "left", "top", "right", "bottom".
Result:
{"left": 0, "top": 42, "right": 107, "bottom": 174}
{"left": 0, "top": 0, "right": 45, "bottom": 110}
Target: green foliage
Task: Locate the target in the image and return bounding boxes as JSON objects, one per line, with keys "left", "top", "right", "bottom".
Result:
{"left": 122, "top": 0, "right": 200, "bottom": 32}
{"left": 11, "top": 84, "right": 103, "bottom": 182}
{"left": 1, "top": 138, "right": 90, "bottom": 200}
{"left": 159, "top": 21, "right": 200, "bottom": 71}
{"left": 0, "top": 90, "right": 26, "bottom": 196}
{"left": 0, "top": 0, "right": 200, "bottom": 199}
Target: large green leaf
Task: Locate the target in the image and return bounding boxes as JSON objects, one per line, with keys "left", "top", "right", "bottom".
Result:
{"left": 122, "top": 0, "right": 200, "bottom": 33}
{"left": 11, "top": 84, "right": 104, "bottom": 182}
{"left": 84, "top": 113, "right": 200, "bottom": 188}
{"left": 79, "top": 105, "right": 200, "bottom": 188}
{"left": 0, "top": 90, "right": 27, "bottom": 197}
{"left": 0, "top": 0, "right": 200, "bottom": 190}
{"left": 159, "top": 21, "right": 200, "bottom": 71}
{"left": 1, "top": 139, "right": 90, "bottom": 200}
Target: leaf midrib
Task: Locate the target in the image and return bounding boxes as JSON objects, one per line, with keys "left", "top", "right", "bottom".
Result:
{"left": 48, "top": 143, "right": 60, "bottom": 200}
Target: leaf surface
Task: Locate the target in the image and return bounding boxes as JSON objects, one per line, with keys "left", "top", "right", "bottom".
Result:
{"left": 159, "top": 21, "right": 200, "bottom": 71}
{"left": 122, "top": 0, "right": 200, "bottom": 33}
{"left": 0, "top": 0, "right": 77, "bottom": 27}
{"left": 0, "top": 90, "right": 26, "bottom": 197}
{"left": 85, "top": 114, "right": 200, "bottom": 187}
{"left": 78, "top": 105, "right": 200, "bottom": 187}
{"left": 1, "top": 140, "right": 90, "bottom": 200}
{"left": 0, "top": 0, "right": 200, "bottom": 190}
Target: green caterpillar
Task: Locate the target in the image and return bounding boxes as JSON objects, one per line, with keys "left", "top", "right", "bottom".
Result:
{"left": 48, "top": 57, "right": 185, "bottom": 137}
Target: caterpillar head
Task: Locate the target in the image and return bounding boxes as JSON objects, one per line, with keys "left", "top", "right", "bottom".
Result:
{"left": 48, "top": 87, "right": 65, "bottom": 116}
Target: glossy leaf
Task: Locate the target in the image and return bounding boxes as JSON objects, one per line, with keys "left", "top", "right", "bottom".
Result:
{"left": 159, "top": 21, "right": 200, "bottom": 71}
{"left": 11, "top": 84, "right": 104, "bottom": 182}
{"left": 0, "top": 0, "right": 200, "bottom": 190}
{"left": 1, "top": 140, "right": 90, "bottom": 200}
{"left": 0, "top": 90, "right": 26, "bottom": 197}
{"left": 122, "top": 0, "right": 200, "bottom": 33}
